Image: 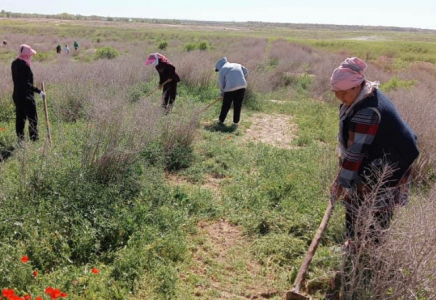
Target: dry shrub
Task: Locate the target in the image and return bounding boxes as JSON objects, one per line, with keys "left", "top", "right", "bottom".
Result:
{"left": 340, "top": 164, "right": 436, "bottom": 300}
{"left": 269, "top": 40, "right": 313, "bottom": 71}
{"left": 0, "top": 62, "right": 12, "bottom": 94}
{"left": 81, "top": 94, "right": 161, "bottom": 183}
{"left": 343, "top": 184, "right": 436, "bottom": 299}
{"left": 229, "top": 38, "right": 268, "bottom": 65}
{"left": 386, "top": 64, "right": 436, "bottom": 183}
{"left": 369, "top": 187, "right": 436, "bottom": 299}
{"left": 161, "top": 103, "right": 200, "bottom": 170}
{"left": 175, "top": 51, "right": 215, "bottom": 87}
{"left": 372, "top": 56, "right": 396, "bottom": 72}
{"left": 33, "top": 56, "right": 151, "bottom": 122}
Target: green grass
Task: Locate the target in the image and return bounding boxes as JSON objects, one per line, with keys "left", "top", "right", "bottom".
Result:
{"left": 303, "top": 39, "right": 436, "bottom": 64}
{"left": 0, "top": 18, "right": 434, "bottom": 300}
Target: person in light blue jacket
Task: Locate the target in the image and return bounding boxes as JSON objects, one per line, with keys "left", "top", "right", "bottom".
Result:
{"left": 215, "top": 57, "right": 248, "bottom": 125}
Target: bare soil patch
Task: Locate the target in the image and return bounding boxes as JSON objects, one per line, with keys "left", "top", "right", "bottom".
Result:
{"left": 184, "top": 219, "right": 279, "bottom": 299}
{"left": 244, "top": 113, "right": 298, "bottom": 150}
{"left": 166, "top": 173, "right": 223, "bottom": 193}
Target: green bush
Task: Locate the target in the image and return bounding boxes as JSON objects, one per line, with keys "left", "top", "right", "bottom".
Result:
{"left": 0, "top": 94, "right": 15, "bottom": 122}
{"left": 94, "top": 46, "right": 119, "bottom": 59}
{"left": 381, "top": 76, "right": 416, "bottom": 92}
{"left": 158, "top": 41, "right": 168, "bottom": 50}
{"left": 198, "top": 41, "right": 210, "bottom": 51}
{"left": 183, "top": 43, "right": 197, "bottom": 52}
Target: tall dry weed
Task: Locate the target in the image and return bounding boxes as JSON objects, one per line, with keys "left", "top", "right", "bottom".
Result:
{"left": 339, "top": 164, "right": 436, "bottom": 300}
{"left": 81, "top": 94, "right": 162, "bottom": 183}
{"left": 175, "top": 51, "right": 215, "bottom": 87}
{"left": 386, "top": 63, "right": 436, "bottom": 184}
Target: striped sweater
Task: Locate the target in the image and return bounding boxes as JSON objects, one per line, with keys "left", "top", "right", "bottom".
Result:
{"left": 338, "top": 107, "right": 380, "bottom": 189}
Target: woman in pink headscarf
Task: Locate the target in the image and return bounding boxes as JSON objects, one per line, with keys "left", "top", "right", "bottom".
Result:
{"left": 145, "top": 53, "right": 180, "bottom": 113}
{"left": 330, "top": 57, "right": 419, "bottom": 248}
{"left": 11, "top": 44, "right": 45, "bottom": 141}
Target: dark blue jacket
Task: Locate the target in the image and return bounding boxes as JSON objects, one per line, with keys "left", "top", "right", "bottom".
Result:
{"left": 342, "top": 89, "right": 419, "bottom": 186}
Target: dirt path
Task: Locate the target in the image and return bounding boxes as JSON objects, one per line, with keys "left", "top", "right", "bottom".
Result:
{"left": 182, "top": 219, "right": 280, "bottom": 299}
{"left": 244, "top": 113, "right": 298, "bottom": 150}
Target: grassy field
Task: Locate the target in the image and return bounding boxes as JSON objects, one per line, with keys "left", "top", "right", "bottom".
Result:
{"left": 0, "top": 17, "right": 435, "bottom": 300}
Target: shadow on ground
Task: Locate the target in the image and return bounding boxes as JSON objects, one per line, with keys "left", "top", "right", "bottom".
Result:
{"left": 204, "top": 123, "right": 238, "bottom": 133}
{"left": 0, "top": 143, "right": 15, "bottom": 162}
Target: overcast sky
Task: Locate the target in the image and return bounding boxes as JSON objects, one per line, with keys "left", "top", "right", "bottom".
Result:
{"left": 2, "top": 0, "right": 436, "bottom": 30}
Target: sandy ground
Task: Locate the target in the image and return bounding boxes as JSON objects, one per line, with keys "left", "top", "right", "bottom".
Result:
{"left": 244, "top": 113, "right": 298, "bottom": 150}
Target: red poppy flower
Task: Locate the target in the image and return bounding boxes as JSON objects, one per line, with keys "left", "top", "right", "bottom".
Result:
{"left": 91, "top": 268, "right": 99, "bottom": 274}
{"left": 227, "top": 136, "right": 231, "bottom": 140}
{"left": 45, "top": 287, "right": 54, "bottom": 295}
{"left": 0, "top": 127, "right": 5, "bottom": 131}
{"left": 35, "top": 297, "right": 42, "bottom": 300}
{"left": 51, "top": 288, "right": 61, "bottom": 299}
{"left": 60, "top": 292, "right": 67, "bottom": 298}
{"left": 21, "top": 255, "right": 29, "bottom": 263}
{"left": 24, "top": 295, "right": 31, "bottom": 300}
{"left": 2, "top": 288, "right": 15, "bottom": 297}
{"left": 32, "top": 270, "right": 38, "bottom": 277}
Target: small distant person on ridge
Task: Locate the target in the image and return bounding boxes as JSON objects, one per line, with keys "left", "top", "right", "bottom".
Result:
{"left": 73, "top": 40, "right": 79, "bottom": 51}
{"left": 56, "top": 44, "right": 61, "bottom": 54}
{"left": 145, "top": 53, "right": 180, "bottom": 114}
{"left": 64, "top": 44, "right": 70, "bottom": 54}
{"left": 11, "top": 44, "right": 45, "bottom": 141}
{"left": 2, "top": 40, "right": 7, "bottom": 46}
{"left": 215, "top": 57, "right": 248, "bottom": 127}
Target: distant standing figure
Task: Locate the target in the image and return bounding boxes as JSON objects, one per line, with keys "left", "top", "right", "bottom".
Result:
{"left": 73, "top": 40, "right": 79, "bottom": 51}
{"left": 215, "top": 57, "right": 248, "bottom": 126}
{"left": 56, "top": 44, "right": 61, "bottom": 54}
{"left": 11, "top": 44, "right": 45, "bottom": 141}
{"left": 64, "top": 44, "right": 70, "bottom": 54}
{"left": 145, "top": 53, "right": 180, "bottom": 113}
{"left": 2, "top": 40, "right": 7, "bottom": 46}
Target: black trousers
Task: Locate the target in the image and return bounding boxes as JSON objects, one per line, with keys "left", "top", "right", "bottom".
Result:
{"left": 162, "top": 82, "right": 177, "bottom": 110}
{"left": 14, "top": 100, "right": 38, "bottom": 141}
{"left": 219, "top": 88, "right": 245, "bottom": 124}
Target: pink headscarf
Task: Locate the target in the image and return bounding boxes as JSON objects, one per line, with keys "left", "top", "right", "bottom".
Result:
{"left": 145, "top": 52, "right": 169, "bottom": 66}
{"left": 18, "top": 44, "right": 36, "bottom": 66}
{"left": 330, "top": 57, "right": 367, "bottom": 91}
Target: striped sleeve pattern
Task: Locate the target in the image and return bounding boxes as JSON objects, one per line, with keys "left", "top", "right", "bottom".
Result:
{"left": 338, "top": 108, "right": 380, "bottom": 188}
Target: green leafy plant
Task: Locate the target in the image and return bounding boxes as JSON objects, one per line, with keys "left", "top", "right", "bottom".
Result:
{"left": 94, "top": 46, "right": 119, "bottom": 59}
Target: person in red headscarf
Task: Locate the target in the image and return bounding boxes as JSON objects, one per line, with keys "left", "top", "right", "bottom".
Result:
{"left": 145, "top": 53, "right": 180, "bottom": 113}
{"left": 11, "top": 44, "right": 45, "bottom": 141}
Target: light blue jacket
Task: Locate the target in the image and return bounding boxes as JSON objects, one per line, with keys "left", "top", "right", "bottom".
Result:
{"left": 215, "top": 57, "right": 248, "bottom": 96}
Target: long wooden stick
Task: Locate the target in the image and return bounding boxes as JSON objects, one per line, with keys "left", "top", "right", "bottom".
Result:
{"left": 41, "top": 83, "right": 52, "bottom": 146}
{"left": 200, "top": 97, "right": 222, "bottom": 113}
{"left": 143, "top": 87, "right": 159, "bottom": 98}
{"left": 286, "top": 196, "right": 337, "bottom": 299}
{"left": 144, "top": 80, "right": 172, "bottom": 99}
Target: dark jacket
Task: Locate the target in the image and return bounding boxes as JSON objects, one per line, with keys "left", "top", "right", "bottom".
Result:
{"left": 156, "top": 61, "right": 180, "bottom": 85}
{"left": 342, "top": 89, "right": 419, "bottom": 186}
{"left": 11, "top": 58, "right": 41, "bottom": 104}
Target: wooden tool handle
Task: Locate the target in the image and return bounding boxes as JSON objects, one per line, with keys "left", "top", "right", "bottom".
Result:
{"left": 292, "top": 198, "right": 336, "bottom": 292}
{"left": 41, "top": 83, "right": 52, "bottom": 146}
